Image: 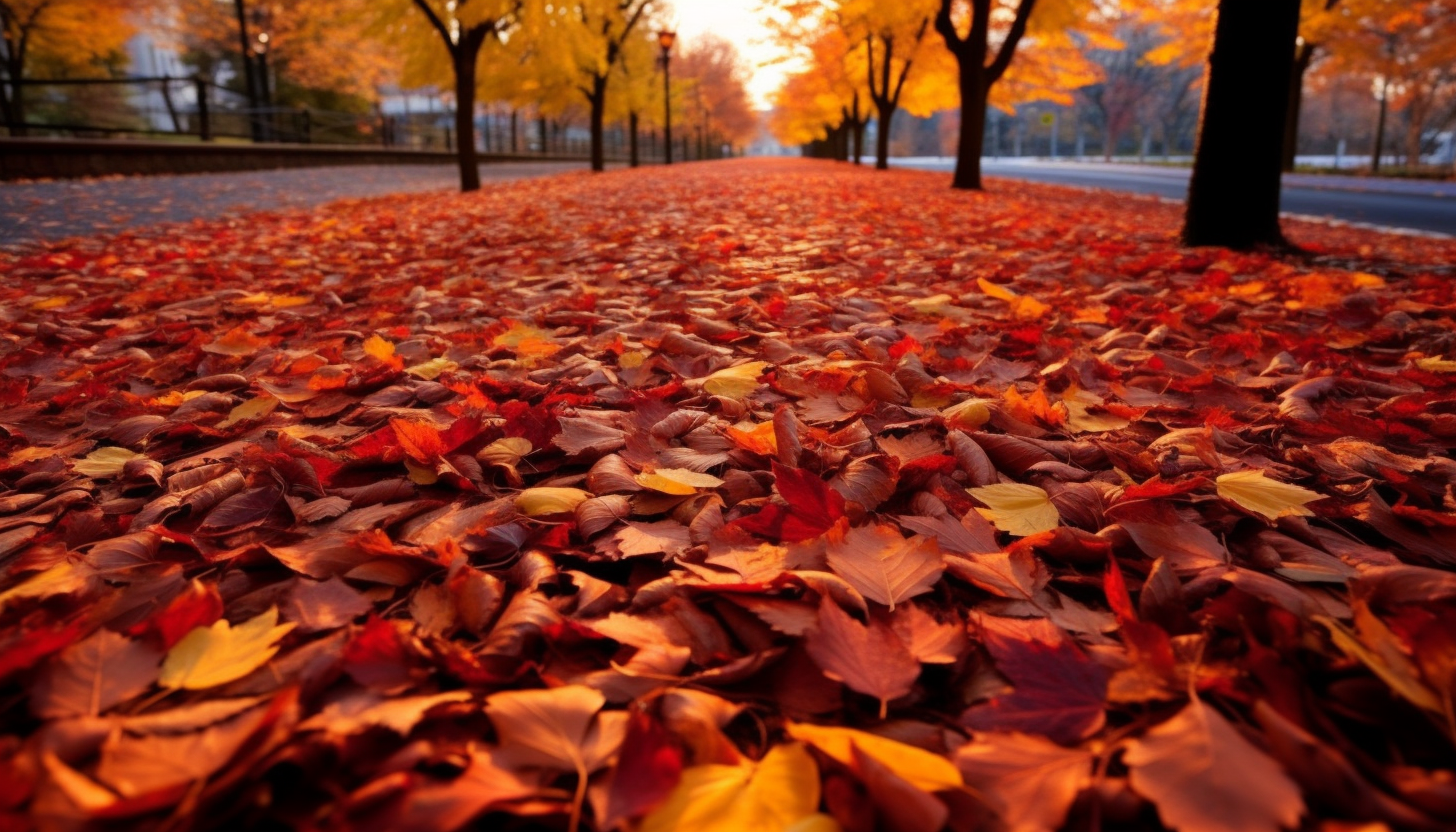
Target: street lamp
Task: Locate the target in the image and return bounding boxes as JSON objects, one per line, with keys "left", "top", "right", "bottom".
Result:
{"left": 657, "top": 30, "right": 676, "bottom": 164}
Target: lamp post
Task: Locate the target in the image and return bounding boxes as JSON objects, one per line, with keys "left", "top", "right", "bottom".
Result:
{"left": 251, "top": 6, "right": 273, "bottom": 141}
{"left": 657, "top": 30, "right": 676, "bottom": 164}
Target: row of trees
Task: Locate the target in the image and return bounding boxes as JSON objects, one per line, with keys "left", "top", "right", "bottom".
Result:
{"left": 768, "top": 0, "right": 1455, "bottom": 247}
{"left": 1, "top": 0, "right": 758, "bottom": 191}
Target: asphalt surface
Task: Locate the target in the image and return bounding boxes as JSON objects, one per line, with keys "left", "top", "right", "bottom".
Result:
{"left": 896, "top": 158, "right": 1456, "bottom": 237}
{"left": 0, "top": 161, "right": 593, "bottom": 246}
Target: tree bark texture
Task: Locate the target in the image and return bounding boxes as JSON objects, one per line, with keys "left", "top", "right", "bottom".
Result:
{"left": 1182, "top": 0, "right": 1301, "bottom": 248}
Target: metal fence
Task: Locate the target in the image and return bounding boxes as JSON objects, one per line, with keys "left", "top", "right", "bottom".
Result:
{"left": 0, "top": 76, "right": 711, "bottom": 162}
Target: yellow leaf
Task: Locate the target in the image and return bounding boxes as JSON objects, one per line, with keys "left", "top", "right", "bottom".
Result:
{"left": 406, "top": 460, "right": 439, "bottom": 485}
{"left": 908, "top": 294, "right": 960, "bottom": 317}
{"left": 74, "top": 447, "right": 141, "bottom": 479}
{"left": 968, "top": 483, "right": 1060, "bottom": 536}
{"left": 362, "top": 334, "right": 396, "bottom": 362}
{"left": 406, "top": 356, "right": 459, "bottom": 380}
{"left": 1350, "top": 272, "right": 1386, "bottom": 289}
{"left": 619, "top": 350, "right": 648, "bottom": 369}
{"left": 703, "top": 362, "right": 771, "bottom": 399}
{"left": 516, "top": 487, "right": 593, "bottom": 516}
{"left": 268, "top": 294, "right": 312, "bottom": 308}
{"left": 479, "top": 437, "right": 532, "bottom": 466}
{"left": 978, "top": 278, "right": 1050, "bottom": 319}
{"left": 31, "top": 295, "right": 73, "bottom": 310}
{"left": 1215, "top": 471, "right": 1320, "bottom": 520}
{"left": 639, "top": 743, "right": 826, "bottom": 832}
{"left": 217, "top": 395, "right": 279, "bottom": 429}
{"left": 785, "top": 722, "right": 962, "bottom": 792}
{"left": 1416, "top": 357, "right": 1456, "bottom": 373}
{"left": 943, "top": 398, "right": 994, "bottom": 430}
{"left": 159, "top": 607, "right": 295, "bottom": 690}
{"left": 634, "top": 468, "right": 725, "bottom": 495}
{"left": 0, "top": 561, "right": 90, "bottom": 611}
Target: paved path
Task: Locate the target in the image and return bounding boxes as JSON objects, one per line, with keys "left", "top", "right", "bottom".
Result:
{"left": 0, "top": 161, "right": 592, "bottom": 246}
{"left": 894, "top": 158, "right": 1456, "bottom": 237}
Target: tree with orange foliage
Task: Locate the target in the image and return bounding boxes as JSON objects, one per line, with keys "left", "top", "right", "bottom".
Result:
{"left": 676, "top": 35, "right": 759, "bottom": 157}
{"left": 1, "top": 0, "right": 136, "bottom": 135}
{"left": 1317, "top": 0, "right": 1456, "bottom": 171}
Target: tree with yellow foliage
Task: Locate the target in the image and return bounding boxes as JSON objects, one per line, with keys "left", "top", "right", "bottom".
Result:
{"left": 767, "top": 0, "right": 955, "bottom": 168}
{"left": 1, "top": 0, "right": 136, "bottom": 135}
{"left": 524, "top": 0, "right": 655, "bottom": 172}
{"left": 841, "top": 0, "right": 956, "bottom": 169}
{"left": 934, "top": 0, "right": 1102, "bottom": 189}
{"left": 373, "top": 0, "right": 520, "bottom": 191}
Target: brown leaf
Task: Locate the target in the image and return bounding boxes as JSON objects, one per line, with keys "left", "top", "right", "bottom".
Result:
{"left": 825, "top": 523, "right": 943, "bottom": 610}
{"left": 805, "top": 598, "right": 920, "bottom": 718}
{"left": 31, "top": 629, "right": 162, "bottom": 718}
{"left": 1125, "top": 697, "right": 1305, "bottom": 832}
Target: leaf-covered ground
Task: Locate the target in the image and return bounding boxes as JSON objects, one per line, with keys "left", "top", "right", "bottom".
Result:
{"left": 3, "top": 158, "right": 1456, "bottom": 832}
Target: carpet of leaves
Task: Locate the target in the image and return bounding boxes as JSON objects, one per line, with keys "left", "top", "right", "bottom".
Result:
{"left": 3, "top": 158, "right": 1456, "bottom": 832}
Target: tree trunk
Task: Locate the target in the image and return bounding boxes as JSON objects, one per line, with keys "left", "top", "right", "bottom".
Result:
{"left": 853, "top": 121, "right": 866, "bottom": 166}
{"left": 1183, "top": 0, "right": 1301, "bottom": 249}
{"left": 538, "top": 115, "right": 547, "bottom": 154}
{"left": 951, "top": 67, "right": 988, "bottom": 189}
{"left": 1281, "top": 43, "right": 1314, "bottom": 172}
{"left": 589, "top": 74, "right": 607, "bottom": 172}
{"left": 629, "top": 111, "right": 639, "bottom": 168}
{"left": 453, "top": 45, "right": 481, "bottom": 192}
{"left": 1371, "top": 83, "right": 1388, "bottom": 173}
{"left": 511, "top": 109, "right": 519, "bottom": 153}
{"left": 875, "top": 105, "right": 894, "bottom": 170}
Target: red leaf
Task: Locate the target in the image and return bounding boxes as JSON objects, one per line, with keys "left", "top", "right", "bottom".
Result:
{"left": 734, "top": 462, "right": 847, "bottom": 543}
{"left": 962, "top": 618, "right": 1107, "bottom": 745}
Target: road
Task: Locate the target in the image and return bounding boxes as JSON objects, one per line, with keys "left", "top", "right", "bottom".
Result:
{"left": 895, "top": 158, "right": 1456, "bottom": 237}
{"left": 0, "top": 161, "right": 593, "bottom": 247}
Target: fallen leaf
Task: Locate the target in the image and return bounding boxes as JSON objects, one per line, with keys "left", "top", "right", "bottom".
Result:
{"left": 638, "top": 742, "right": 826, "bottom": 832}
{"left": 159, "top": 607, "right": 295, "bottom": 690}
{"left": 968, "top": 483, "right": 1060, "bottom": 536}
{"left": 1215, "top": 471, "right": 1321, "bottom": 520}
{"left": 805, "top": 599, "right": 920, "bottom": 718}
{"left": 825, "top": 523, "right": 943, "bottom": 610}
{"left": 1125, "top": 697, "right": 1304, "bottom": 832}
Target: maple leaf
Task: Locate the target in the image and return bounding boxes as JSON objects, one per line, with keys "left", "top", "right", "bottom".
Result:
{"left": 1215, "top": 471, "right": 1322, "bottom": 520}
{"left": 638, "top": 742, "right": 828, "bottom": 832}
{"left": 805, "top": 599, "right": 920, "bottom": 718}
{"left": 1125, "top": 697, "right": 1305, "bottom": 832}
{"left": 159, "top": 607, "right": 295, "bottom": 690}
{"left": 968, "top": 483, "right": 1060, "bottom": 536}
{"left": 735, "top": 462, "right": 847, "bottom": 543}
{"left": 825, "top": 523, "right": 943, "bottom": 610}
{"left": 962, "top": 618, "right": 1108, "bottom": 745}
{"left": 955, "top": 732, "right": 1093, "bottom": 832}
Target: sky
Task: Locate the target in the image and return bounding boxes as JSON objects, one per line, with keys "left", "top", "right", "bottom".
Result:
{"left": 670, "top": 0, "right": 793, "bottom": 110}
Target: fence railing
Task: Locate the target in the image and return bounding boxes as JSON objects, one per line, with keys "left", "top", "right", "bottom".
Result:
{"left": 0, "top": 76, "right": 726, "bottom": 163}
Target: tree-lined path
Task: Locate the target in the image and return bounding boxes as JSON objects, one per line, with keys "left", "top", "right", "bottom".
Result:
{"left": 5, "top": 158, "right": 1456, "bottom": 832}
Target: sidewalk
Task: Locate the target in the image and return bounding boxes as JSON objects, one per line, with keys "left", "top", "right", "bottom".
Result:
{"left": 0, "top": 161, "right": 591, "bottom": 246}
